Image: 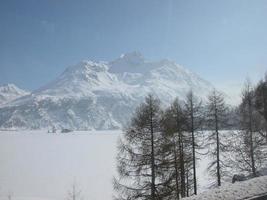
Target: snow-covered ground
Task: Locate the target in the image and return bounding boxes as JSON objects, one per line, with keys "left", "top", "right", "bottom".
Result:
{"left": 0, "top": 130, "right": 119, "bottom": 200}
{"left": 184, "top": 175, "right": 267, "bottom": 200}
{"left": 0, "top": 130, "right": 212, "bottom": 200}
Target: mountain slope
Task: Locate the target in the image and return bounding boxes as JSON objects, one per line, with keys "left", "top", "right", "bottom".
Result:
{"left": 0, "top": 84, "right": 29, "bottom": 106}
{"left": 0, "top": 53, "right": 214, "bottom": 130}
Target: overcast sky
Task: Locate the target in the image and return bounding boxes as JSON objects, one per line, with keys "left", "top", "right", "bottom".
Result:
{"left": 1, "top": 0, "right": 267, "bottom": 104}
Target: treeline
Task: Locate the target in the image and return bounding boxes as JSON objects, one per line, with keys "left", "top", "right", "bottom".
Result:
{"left": 113, "top": 75, "right": 267, "bottom": 200}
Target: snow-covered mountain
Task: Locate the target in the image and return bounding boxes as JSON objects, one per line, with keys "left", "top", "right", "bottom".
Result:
{"left": 0, "top": 52, "right": 214, "bottom": 130}
{"left": 0, "top": 84, "right": 29, "bottom": 106}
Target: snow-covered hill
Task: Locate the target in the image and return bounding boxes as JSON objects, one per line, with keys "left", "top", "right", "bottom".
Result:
{"left": 0, "top": 52, "right": 214, "bottom": 130}
{"left": 0, "top": 84, "right": 29, "bottom": 106}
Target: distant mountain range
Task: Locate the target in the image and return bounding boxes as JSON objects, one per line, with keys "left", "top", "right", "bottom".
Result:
{"left": 0, "top": 52, "right": 214, "bottom": 130}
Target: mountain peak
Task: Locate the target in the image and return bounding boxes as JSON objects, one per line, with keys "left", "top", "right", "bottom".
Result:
{"left": 119, "top": 51, "right": 145, "bottom": 63}
{"left": 0, "top": 83, "right": 28, "bottom": 94}
{"left": 0, "top": 84, "right": 29, "bottom": 106}
{"left": 65, "top": 60, "right": 108, "bottom": 74}
{"left": 0, "top": 83, "right": 17, "bottom": 90}
{"left": 109, "top": 52, "right": 146, "bottom": 73}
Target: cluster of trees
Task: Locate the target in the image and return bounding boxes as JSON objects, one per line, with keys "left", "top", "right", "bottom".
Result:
{"left": 114, "top": 75, "right": 267, "bottom": 200}
{"left": 227, "top": 78, "right": 267, "bottom": 178}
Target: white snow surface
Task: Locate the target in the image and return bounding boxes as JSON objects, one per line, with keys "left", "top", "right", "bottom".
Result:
{"left": 0, "top": 52, "right": 214, "bottom": 130}
{"left": 0, "top": 84, "right": 29, "bottom": 106}
{"left": 184, "top": 175, "right": 267, "bottom": 200}
{"left": 0, "top": 130, "right": 213, "bottom": 200}
{"left": 0, "top": 130, "right": 264, "bottom": 200}
{"left": 0, "top": 130, "right": 120, "bottom": 200}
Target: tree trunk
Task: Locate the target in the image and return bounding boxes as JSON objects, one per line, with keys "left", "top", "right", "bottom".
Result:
{"left": 215, "top": 107, "right": 221, "bottom": 187}
{"left": 263, "top": 95, "right": 267, "bottom": 143}
{"left": 248, "top": 97, "right": 256, "bottom": 177}
{"left": 173, "top": 139, "right": 180, "bottom": 200}
{"left": 190, "top": 100, "right": 197, "bottom": 195}
{"left": 179, "top": 132, "right": 186, "bottom": 197}
{"left": 186, "top": 167, "right": 189, "bottom": 197}
{"left": 150, "top": 104, "right": 156, "bottom": 200}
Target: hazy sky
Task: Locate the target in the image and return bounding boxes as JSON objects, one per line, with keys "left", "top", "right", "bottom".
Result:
{"left": 1, "top": 0, "right": 267, "bottom": 103}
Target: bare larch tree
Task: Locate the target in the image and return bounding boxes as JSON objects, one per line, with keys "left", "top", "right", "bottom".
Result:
{"left": 206, "top": 89, "right": 228, "bottom": 187}
{"left": 184, "top": 90, "right": 203, "bottom": 195}
{"left": 114, "top": 95, "right": 164, "bottom": 200}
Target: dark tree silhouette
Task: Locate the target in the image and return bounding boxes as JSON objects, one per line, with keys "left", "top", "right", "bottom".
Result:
{"left": 114, "top": 95, "right": 165, "bottom": 200}
{"left": 206, "top": 89, "right": 228, "bottom": 187}
{"left": 184, "top": 90, "right": 203, "bottom": 195}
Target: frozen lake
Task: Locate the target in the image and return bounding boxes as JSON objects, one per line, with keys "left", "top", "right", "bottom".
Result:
{"left": 0, "top": 130, "right": 211, "bottom": 200}
{"left": 0, "top": 130, "right": 120, "bottom": 200}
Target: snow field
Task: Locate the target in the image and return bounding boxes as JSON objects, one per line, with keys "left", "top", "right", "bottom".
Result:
{"left": 0, "top": 130, "right": 254, "bottom": 200}
{"left": 184, "top": 175, "right": 267, "bottom": 200}
{"left": 0, "top": 131, "right": 120, "bottom": 200}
